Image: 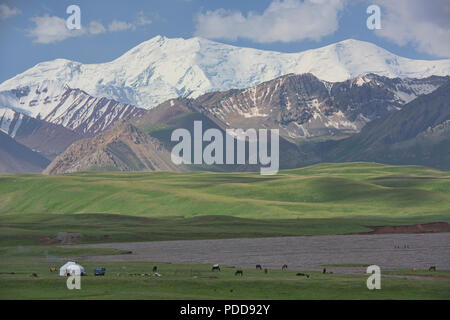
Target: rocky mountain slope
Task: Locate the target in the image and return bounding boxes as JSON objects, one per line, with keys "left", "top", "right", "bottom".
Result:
{"left": 0, "top": 107, "right": 82, "bottom": 159}
{"left": 195, "top": 73, "right": 448, "bottom": 139}
{"left": 0, "top": 130, "right": 50, "bottom": 173}
{"left": 1, "top": 36, "right": 449, "bottom": 109}
{"left": 0, "top": 80, "right": 146, "bottom": 136}
{"left": 322, "top": 81, "right": 450, "bottom": 169}
{"left": 44, "top": 122, "right": 183, "bottom": 174}
{"left": 45, "top": 96, "right": 312, "bottom": 175}
{"left": 43, "top": 74, "right": 449, "bottom": 174}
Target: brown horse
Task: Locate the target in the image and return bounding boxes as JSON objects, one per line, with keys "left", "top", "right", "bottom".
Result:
{"left": 429, "top": 266, "right": 436, "bottom": 271}
{"left": 296, "top": 273, "right": 310, "bottom": 278}
{"left": 282, "top": 264, "right": 288, "bottom": 271}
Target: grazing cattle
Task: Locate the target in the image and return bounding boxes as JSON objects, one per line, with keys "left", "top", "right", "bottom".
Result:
{"left": 296, "top": 273, "right": 310, "bottom": 278}
{"left": 153, "top": 266, "right": 158, "bottom": 272}
{"left": 282, "top": 264, "right": 288, "bottom": 271}
{"left": 264, "top": 268, "right": 268, "bottom": 274}
{"left": 235, "top": 270, "right": 243, "bottom": 276}
{"left": 212, "top": 264, "right": 221, "bottom": 272}
{"left": 256, "top": 265, "right": 262, "bottom": 270}
{"left": 429, "top": 266, "right": 436, "bottom": 271}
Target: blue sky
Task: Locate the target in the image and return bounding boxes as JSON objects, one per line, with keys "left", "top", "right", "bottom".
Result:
{"left": 1, "top": 0, "right": 449, "bottom": 83}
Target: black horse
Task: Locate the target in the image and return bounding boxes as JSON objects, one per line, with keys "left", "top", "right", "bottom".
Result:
{"left": 153, "top": 266, "right": 158, "bottom": 272}
{"left": 256, "top": 265, "right": 262, "bottom": 270}
{"left": 235, "top": 270, "right": 243, "bottom": 276}
{"left": 211, "top": 264, "right": 221, "bottom": 272}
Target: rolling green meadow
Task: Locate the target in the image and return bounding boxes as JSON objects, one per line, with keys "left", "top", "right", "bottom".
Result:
{"left": 0, "top": 162, "right": 449, "bottom": 299}
{"left": 1, "top": 162, "right": 449, "bottom": 219}
{"left": 0, "top": 162, "right": 449, "bottom": 245}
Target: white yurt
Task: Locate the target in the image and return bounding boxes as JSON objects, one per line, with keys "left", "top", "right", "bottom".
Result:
{"left": 59, "top": 261, "right": 85, "bottom": 276}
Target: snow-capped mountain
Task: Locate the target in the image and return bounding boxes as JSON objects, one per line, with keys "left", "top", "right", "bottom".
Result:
{"left": 1, "top": 36, "right": 449, "bottom": 109}
{"left": 0, "top": 80, "right": 145, "bottom": 135}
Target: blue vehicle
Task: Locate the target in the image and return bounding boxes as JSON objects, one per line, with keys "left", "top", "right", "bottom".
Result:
{"left": 93, "top": 267, "right": 106, "bottom": 276}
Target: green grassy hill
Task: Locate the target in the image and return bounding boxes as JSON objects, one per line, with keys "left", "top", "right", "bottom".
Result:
{"left": 1, "top": 162, "right": 449, "bottom": 218}
{"left": 0, "top": 162, "right": 449, "bottom": 245}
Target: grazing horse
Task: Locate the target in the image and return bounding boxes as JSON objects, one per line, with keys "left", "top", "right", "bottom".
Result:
{"left": 256, "top": 264, "right": 262, "bottom": 270}
{"left": 429, "top": 266, "right": 436, "bottom": 271}
{"left": 264, "top": 268, "right": 268, "bottom": 274}
{"left": 322, "top": 268, "right": 326, "bottom": 274}
{"left": 211, "top": 264, "right": 221, "bottom": 272}
{"left": 296, "top": 273, "right": 310, "bottom": 278}
{"left": 153, "top": 266, "right": 158, "bottom": 272}
{"left": 235, "top": 270, "right": 243, "bottom": 276}
{"left": 282, "top": 264, "right": 288, "bottom": 271}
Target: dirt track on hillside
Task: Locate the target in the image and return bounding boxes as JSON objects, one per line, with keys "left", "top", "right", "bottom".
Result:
{"left": 69, "top": 233, "right": 450, "bottom": 272}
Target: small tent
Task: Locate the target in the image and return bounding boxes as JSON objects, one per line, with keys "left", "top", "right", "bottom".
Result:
{"left": 59, "top": 261, "right": 85, "bottom": 276}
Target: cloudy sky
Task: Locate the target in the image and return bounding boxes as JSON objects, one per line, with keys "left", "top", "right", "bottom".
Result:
{"left": 0, "top": 0, "right": 449, "bottom": 82}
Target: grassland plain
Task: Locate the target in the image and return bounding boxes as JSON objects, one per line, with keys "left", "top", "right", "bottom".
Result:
{"left": 0, "top": 162, "right": 449, "bottom": 245}
{"left": 0, "top": 250, "right": 449, "bottom": 300}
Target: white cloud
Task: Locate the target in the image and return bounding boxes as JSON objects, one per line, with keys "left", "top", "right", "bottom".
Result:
{"left": 28, "top": 11, "right": 153, "bottom": 44}
{"left": 194, "top": 0, "right": 347, "bottom": 43}
{"left": 0, "top": 4, "right": 21, "bottom": 20}
{"left": 88, "top": 21, "right": 107, "bottom": 35}
{"left": 372, "top": 0, "right": 450, "bottom": 58}
{"left": 28, "top": 15, "right": 85, "bottom": 44}
{"left": 108, "top": 20, "right": 136, "bottom": 32}
{"left": 137, "top": 11, "right": 152, "bottom": 26}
